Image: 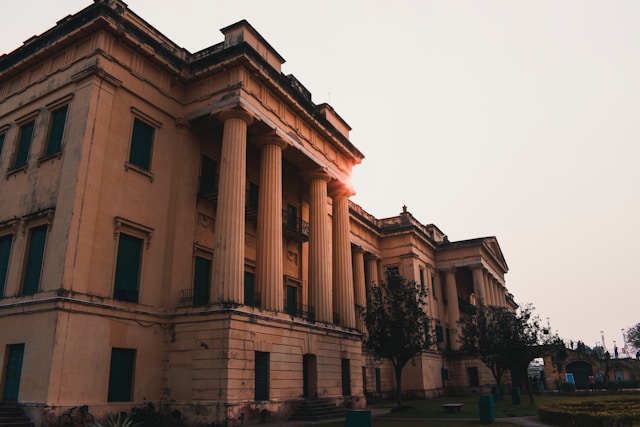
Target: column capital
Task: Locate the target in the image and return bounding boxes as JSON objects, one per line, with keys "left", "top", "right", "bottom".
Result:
{"left": 328, "top": 180, "right": 355, "bottom": 198}
{"left": 302, "top": 167, "right": 332, "bottom": 183}
{"left": 254, "top": 132, "right": 288, "bottom": 150}
{"left": 470, "top": 263, "right": 485, "bottom": 272}
{"left": 364, "top": 253, "right": 380, "bottom": 261}
{"left": 351, "top": 245, "right": 365, "bottom": 254}
{"left": 218, "top": 108, "right": 254, "bottom": 126}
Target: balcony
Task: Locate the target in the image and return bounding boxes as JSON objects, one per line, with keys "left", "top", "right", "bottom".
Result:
{"left": 284, "top": 300, "right": 315, "bottom": 321}
{"left": 282, "top": 210, "right": 309, "bottom": 242}
{"left": 458, "top": 297, "right": 477, "bottom": 315}
{"left": 179, "top": 288, "right": 209, "bottom": 308}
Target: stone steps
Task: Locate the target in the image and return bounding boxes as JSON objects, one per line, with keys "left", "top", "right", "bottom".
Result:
{"left": 0, "top": 405, "right": 34, "bottom": 427}
{"left": 288, "top": 398, "right": 347, "bottom": 421}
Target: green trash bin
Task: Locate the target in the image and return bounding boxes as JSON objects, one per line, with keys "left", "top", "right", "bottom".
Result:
{"left": 479, "top": 394, "right": 495, "bottom": 424}
{"left": 345, "top": 409, "right": 371, "bottom": 427}
{"left": 511, "top": 386, "right": 521, "bottom": 405}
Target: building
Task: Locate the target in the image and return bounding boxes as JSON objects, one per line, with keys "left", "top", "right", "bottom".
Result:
{"left": 0, "top": 1, "right": 514, "bottom": 425}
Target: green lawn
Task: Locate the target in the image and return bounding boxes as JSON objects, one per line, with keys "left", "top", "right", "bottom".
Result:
{"left": 299, "top": 392, "right": 640, "bottom": 427}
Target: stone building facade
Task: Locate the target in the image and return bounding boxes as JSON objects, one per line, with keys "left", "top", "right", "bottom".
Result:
{"left": 0, "top": 1, "right": 515, "bottom": 425}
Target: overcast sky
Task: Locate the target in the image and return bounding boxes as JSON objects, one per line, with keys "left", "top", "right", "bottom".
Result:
{"left": 3, "top": 1, "right": 639, "bottom": 353}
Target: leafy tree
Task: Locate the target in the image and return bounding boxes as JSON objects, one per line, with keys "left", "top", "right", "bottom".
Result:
{"left": 626, "top": 323, "right": 640, "bottom": 350}
{"left": 458, "top": 304, "right": 555, "bottom": 405}
{"left": 361, "top": 271, "right": 431, "bottom": 408}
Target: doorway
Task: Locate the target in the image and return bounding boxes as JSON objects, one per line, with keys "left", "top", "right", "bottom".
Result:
{"left": 3, "top": 344, "right": 25, "bottom": 402}
{"left": 303, "top": 354, "right": 317, "bottom": 398}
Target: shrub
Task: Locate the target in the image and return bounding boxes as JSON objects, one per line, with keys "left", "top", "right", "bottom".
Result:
{"left": 538, "top": 399, "right": 640, "bottom": 427}
{"left": 559, "top": 382, "right": 576, "bottom": 393}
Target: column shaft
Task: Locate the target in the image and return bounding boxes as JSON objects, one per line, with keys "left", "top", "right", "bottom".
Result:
{"left": 365, "top": 255, "right": 379, "bottom": 289}
{"left": 352, "top": 248, "right": 366, "bottom": 331}
{"left": 256, "top": 137, "right": 286, "bottom": 311}
{"left": 306, "top": 171, "right": 332, "bottom": 322}
{"left": 472, "top": 266, "right": 487, "bottom": 305}
{"left": 444, "top": 269, "right": 461, "bottom": 350}
{"left": 332, "top": 190, "right": 355, "bottom": 328}
{"left": 211, "top": 110, "right": 252, "bottom": 304}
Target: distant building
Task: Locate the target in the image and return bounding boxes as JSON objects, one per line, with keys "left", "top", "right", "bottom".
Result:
{"left": 0, "top": 1, "right": 514, "bottom": 425}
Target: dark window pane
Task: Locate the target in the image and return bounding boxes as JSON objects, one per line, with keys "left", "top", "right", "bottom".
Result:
{"left": 244, "top": 271, "right": 255, "bottom": 306}
{"left": 199, "top": 156, "right": 218, "bottom": 195}
{"left": 108, "top": 348, "right": 135, "bottom": 402}
{"left": 0, "top": 133, "right": 5, "bottom": 158}
{"left": 286, "top": 285, "right": 297, "bottom": 315}
{"left": 255, "top": 351, "right": 269, "bottom": 400}
{"left": 193, "top": 256, "right": 210, "bottom": 307}
{"left": 129, "top": 119, "right": 153, "bottom": 170}
{"left": 114, "top": 234, "right": 142, "bottom": 302}
{"left": 22, "top": 225, "right": 47, "bottom": 295}
{"left": 14, "top": 121, "right": 34, "bottom": 168}
{"left": 0, "top": 235, "right": 13, "bottom": 297}
{"left": 46, "top": 105, "right": 68, "bottom": 156}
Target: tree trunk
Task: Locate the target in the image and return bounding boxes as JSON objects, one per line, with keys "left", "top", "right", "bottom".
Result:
{"left": 394, "top": 364, "right": 404, "bottom": 408}
{"left": 525, "top": 369, "right": 536, "bottom": 405}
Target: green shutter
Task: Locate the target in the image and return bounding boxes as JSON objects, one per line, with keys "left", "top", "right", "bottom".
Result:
{"left": 193, "top": 256, "right": 210, "bottom": 307}
{"left": 255, "top": 351, "right": 269, "bottom": 400}
{"left": 22, "top": 225, "right": 47, "bottom": 296}
{"left": 3, "top": 344, "right": 25, "bottom": 402}
{"left": 0, "top": 235, "right": 12, "bottom": 297}
{"left": 113, "top": 234, "right": 142, "bottom": 302}
{"left": 46, "top": 105, "right": 68, "bottom": 156}
{"left": 244, "top": 271, "right": 255, "bottom": 306}
{"left": 14, "top": 121, "right": 34, "bottom": 169}
{"left": 107, "top": 348, "right": 135, "bottom": 402}
{"left": 199, "top": 156, "right": 217, "bottom": 195}
{"left": 129, "top": 119, "right": 153, "bottom": 170}
{"left": 286, "top": 285, "right": 297, "bottom": 315}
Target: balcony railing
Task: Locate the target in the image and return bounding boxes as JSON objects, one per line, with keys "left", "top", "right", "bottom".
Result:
{"left": 284, "top": 300, "right": 315, "bottom": 321}
{"left": 179, "top": 288, "right": 209, "bottom": 308}
{"left": 282, "top": 210, "right": 310, "bottom": 242}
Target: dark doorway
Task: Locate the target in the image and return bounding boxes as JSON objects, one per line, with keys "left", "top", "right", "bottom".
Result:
{"left": 303, "top": 354, "right": 317, "bottom": 398}
{"left": 3, "top": 344, "right": 25, "bottom": 402}
{"left": 341, "top": 359, "right": 351, "bottom": 396}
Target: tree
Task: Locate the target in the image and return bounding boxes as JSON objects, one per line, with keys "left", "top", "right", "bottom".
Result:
{"left": 626, "top": 323, "right": 640, "bottom": 350}
{"left": 458, "top": 304, "right": 555, "bottom": 405}
{"left": 361, "top": 271, "right": 431, "bottom": 408}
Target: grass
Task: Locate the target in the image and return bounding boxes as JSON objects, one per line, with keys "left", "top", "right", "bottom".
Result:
{"left": 299, "top": 392, "right": 640, "bottom": 427}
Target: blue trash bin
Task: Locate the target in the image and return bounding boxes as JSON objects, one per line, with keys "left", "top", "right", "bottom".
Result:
{"left": 479, "top": 394, "right": 495, "bottom": 424}
{"left": 345, "top": 409, "right": 371, "bottom": 427}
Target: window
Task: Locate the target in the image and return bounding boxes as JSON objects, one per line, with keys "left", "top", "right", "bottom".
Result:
{"left": 467, "top": 367, "right": 479, "bottom": 387}
{"left": 44, "top": 104, "right": 68, "bottom": 157}
{"left": 107, "top": 348, "right": 135, "bottom": 402}
{"left": 244, "top": 271, "right": 257, "bottom": 307}
{"left": 432, "top": 276, "right": 437, "bottom": 299}
{"left": 286, "top": 204, "right": 297, "bottom": 229}
{"left": 285, "top": 284, "right": 297, "bottom": 315}
{"left": 0, "top": 132, "right": 6, "bottom": 159}
{"left": 113, "top": 233, "right": 143, "bottom": 303}
{"left": 193, "top": 256, "right": 210, "bottom": 307}
{"left": 198, "top": 155, "right": 218, "bottom": 197}
{"left": 13, "top": 120, "right": 35, "bottom": 170}
{"left": 128, "top": 118, "right": 154, "bottom": 171}
{"left": 246, "top": 182, "right": 259, "bottom": 213}
{"left": 375, "top": 368, "right": 381, "bottom": 393}
{"left": 385, "top": 266, "right": 399, "bottom": 278}
{"left": 255, "top": 351, "right": 269, "bottom": 400}
{"left": 0, "top": 234, "right": 13, "bottom": 297}
{"left": 21, "top": 225, "right": 47, "bottom": 296}
{"left": 341, "top": 359, "right": 352, "bottom": 396}
{"left": 419, "top": 268, "right": 425, "bottom": 292}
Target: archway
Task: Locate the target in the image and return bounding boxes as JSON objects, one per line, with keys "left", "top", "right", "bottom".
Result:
{"left": 566, "top": 360, "right": 594, "bottom": 389}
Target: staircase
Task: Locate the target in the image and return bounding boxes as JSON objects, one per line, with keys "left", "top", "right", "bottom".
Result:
{"left": 288, "top": 398, "right": 347, "bottom": 422}
{"left": 0, "top": 405, "right": 34, "bottom": 427}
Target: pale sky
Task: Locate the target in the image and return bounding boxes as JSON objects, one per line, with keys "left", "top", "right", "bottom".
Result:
{"left": 3, "top": 1, "right": 639, "bottom": 353}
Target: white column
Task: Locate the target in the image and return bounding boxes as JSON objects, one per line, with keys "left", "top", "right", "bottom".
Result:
{"left": 331, "top": 183, "right": 356, "bottom": 328}
{"left": 444, "top": 268, "right": 461, "bottom": 350}
{"left": 352, "top": 247, "right": 366, "bottom": 331}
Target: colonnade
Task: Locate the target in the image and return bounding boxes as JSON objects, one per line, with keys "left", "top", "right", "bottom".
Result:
{"left": 442, "top": 264, "right": 507, "bottom": 349}
{"left": 209, "top": 109, "right": 359, "bottom": 328}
